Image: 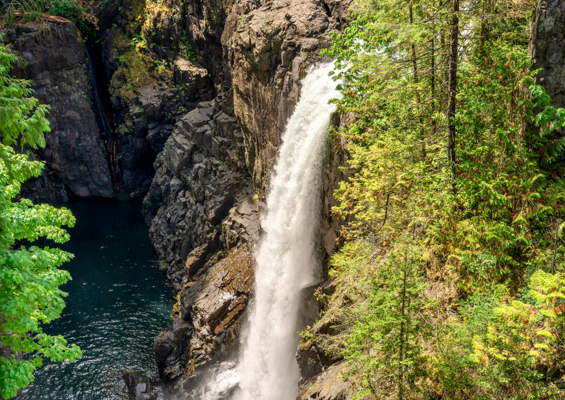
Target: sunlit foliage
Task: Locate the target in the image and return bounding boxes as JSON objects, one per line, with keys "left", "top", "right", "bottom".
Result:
{"left": 0, "top": 40, "right": 81, "bottom": 399}
{"left": 312, "top": 0, "right": 565, "bottom": 397}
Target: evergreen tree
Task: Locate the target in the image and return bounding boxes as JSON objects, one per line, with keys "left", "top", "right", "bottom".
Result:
{"left": 0, "top": 40, "right": 81, "bottom": 399}
{"left": 336, "top": 239, "right": 428, "bottom": 400}
{"left": 314, "top": 0, "right": 565, "bottom": 397}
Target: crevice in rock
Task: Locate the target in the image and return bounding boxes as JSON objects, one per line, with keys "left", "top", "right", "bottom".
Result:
{"left": 85, "top": 40, "right": 119, "bottom": 186}
{"left": 320, "top": 0, "right": 332, "bottom": 17}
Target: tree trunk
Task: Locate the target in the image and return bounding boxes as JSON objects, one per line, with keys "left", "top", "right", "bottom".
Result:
{"left": 410, "top": 2, "right": 426, "bottom": 158}
{"left": 447, "top": 0, "right": 459, "bottom": 173}
{"left": 479, "top": 0, "right": 489, "bottom": 50}
{"left": 430, "top": 1, "right": 437, "bottom": 143}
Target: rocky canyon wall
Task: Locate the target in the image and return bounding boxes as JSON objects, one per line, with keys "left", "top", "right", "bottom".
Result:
{"left": 4, "top": 22, "right": 114, "bottom": 200}
{"left": 144, "top": 0, "right": 352, "bottom": 398}
{"left": 530, "top": 0, "right": 565, "bottom": 110}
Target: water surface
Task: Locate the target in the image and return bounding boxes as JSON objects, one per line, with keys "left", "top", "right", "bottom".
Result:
{"left": 20, "top": 197, "right": 173, "bottom": 400}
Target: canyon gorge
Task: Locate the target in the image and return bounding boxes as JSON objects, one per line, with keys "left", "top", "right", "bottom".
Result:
{"left": 3, "top": 0, "right": 350, "bottom": 398}
{"left": 3, "top": 0, "right": 565, "bottom": 399}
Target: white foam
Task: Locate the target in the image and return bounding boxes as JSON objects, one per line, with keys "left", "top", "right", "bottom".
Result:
{"left": 235, "top": 61, "right": 340, "bottom": 400}
{"left": 199, "top": 61, "right": 339, "bottom": 400}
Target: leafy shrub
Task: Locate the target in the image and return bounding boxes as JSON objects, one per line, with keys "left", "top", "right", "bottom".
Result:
{"left": 0, "top": 39, "right": 81, "bottom": 399}
{"left": 179, "top": 30, "right": 197, "bottom": 62}
{"left": 48, "top": 0, "right": 98, "bottom": 39}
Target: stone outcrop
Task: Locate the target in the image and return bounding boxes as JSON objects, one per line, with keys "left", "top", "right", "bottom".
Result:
{"left": 153, "top": 195, "right": 263, "bottom": 386}
{"left": 122, "top": 370, "right": 165, "bottom": 400}
{"left": 142, "top": 96, "right": 249, "bottom": 291}
{"left": 530, "top": 0, "right": 565, "bottom": 110}
{"left": 4, "top": 22, "right": 114, "bottom": 199}
{"left": 296, "top": 278, "right": 344, "bottom": 382}
{"left": 297, "top": 362, "right": 350, "bottom": 400}
{"left": 101, "top": 17, "right": 214, "bottom": 194}
{"left": 155, "top": 245, "right": 255, "bottom": 381}
{"left": 184, "top": 0, "right": 237, "bottom": 77}
{"left": 134, "top": 0, "right": 235, "bottom": 82}
{"left": 146, "top": 0, "right": 236, "bottom": 78}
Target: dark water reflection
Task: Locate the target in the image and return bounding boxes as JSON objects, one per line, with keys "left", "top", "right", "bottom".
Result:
{"left": 20, "top": 197, "right": 173, "bottom": 400}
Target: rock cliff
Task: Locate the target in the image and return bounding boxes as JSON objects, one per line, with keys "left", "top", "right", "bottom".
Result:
{"left": 223, "top": 0, "right": 351, "bottom": 190}
{"left": 142, "top": 95, "right": 249, "bottom": 291}
{"left": 100, "top": 23, "right": 214, "bottom": 195}
{"left": 530, "top": 0, "right": 565, "bottom": 110}
{"left": 4, "top": 22, "right": 114, "bottom": 199}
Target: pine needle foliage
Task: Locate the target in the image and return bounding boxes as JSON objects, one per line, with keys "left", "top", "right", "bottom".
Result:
{"left": 335, "top": 238, "right": 429, "bottom": 400}
{"left": 313, "top": 0, "right": 565, "bottom": 397}
{"left": 0, "top": 40, "right": 81, "bottom": 399}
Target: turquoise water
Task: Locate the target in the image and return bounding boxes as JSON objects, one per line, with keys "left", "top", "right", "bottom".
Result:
{"left": 20, "top": 198, "right": 173, "bottom": 400}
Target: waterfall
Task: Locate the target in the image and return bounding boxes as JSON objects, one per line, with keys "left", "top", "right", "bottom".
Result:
{"left": 84, "top": 45, "right": 111, "bottom": 132}
{"left": 84, "top": 45, "right": 117, "bottom": 176}
{"left": 235, "top": 61, "right": 340, "bottom": 400}
{"left": 199, "top": 61, "right": 340, "bottom": 400}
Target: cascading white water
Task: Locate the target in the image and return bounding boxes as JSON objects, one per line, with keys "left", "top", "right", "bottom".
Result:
{"left": 234, "top": 61, "right": 341, "bottom": 400}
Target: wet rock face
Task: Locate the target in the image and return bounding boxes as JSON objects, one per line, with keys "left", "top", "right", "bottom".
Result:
{"left": 142, "top": 0, "right": 352, "bottom": 394}
{"left": 154, "top": 245, "right": 255, "bottom": 382}
{"left": 530, "top": 0, "right": 565, "bottom": 109}
{"left": 321, "top": 114, "right": 349, "bottom": 269}
{"left": 142, "top": 96, "right": 249, "bottom": 292}
{"left": 19, "top": 152, "right": 70, "bottom": 204}
{"left": 223, "top": 0, "right": 352, "bottom": 190}
{"left": 4, "top": 23, "right": 114, "bottom": 198}
{"left": 122, "top": 371, "right": 165, "bottom": 400}
{"left": 297, "top": 362, "right": 349, "bottom": 400}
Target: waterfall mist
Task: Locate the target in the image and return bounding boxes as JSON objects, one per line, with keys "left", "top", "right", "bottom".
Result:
{"left": 235, "top": 61, "right": 340, "bottom": 400}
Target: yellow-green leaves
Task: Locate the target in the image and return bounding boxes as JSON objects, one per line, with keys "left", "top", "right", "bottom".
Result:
{"left": 320, "top": 0, "right": 565, "bottom": 397}
{"left": 474, "top": 270, "right": 565, "bottom": 381}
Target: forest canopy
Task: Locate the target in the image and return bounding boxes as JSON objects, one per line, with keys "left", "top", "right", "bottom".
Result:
{"left": 304, "top": 0, "right": 565, "bottom": 398}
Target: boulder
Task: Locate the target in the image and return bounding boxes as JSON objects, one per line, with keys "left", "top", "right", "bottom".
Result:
{"left": 297, "top": 362, "right": 350, "bottom": 400}
{"left": 123, "top": 371, "right": 162, "bottom": 400}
